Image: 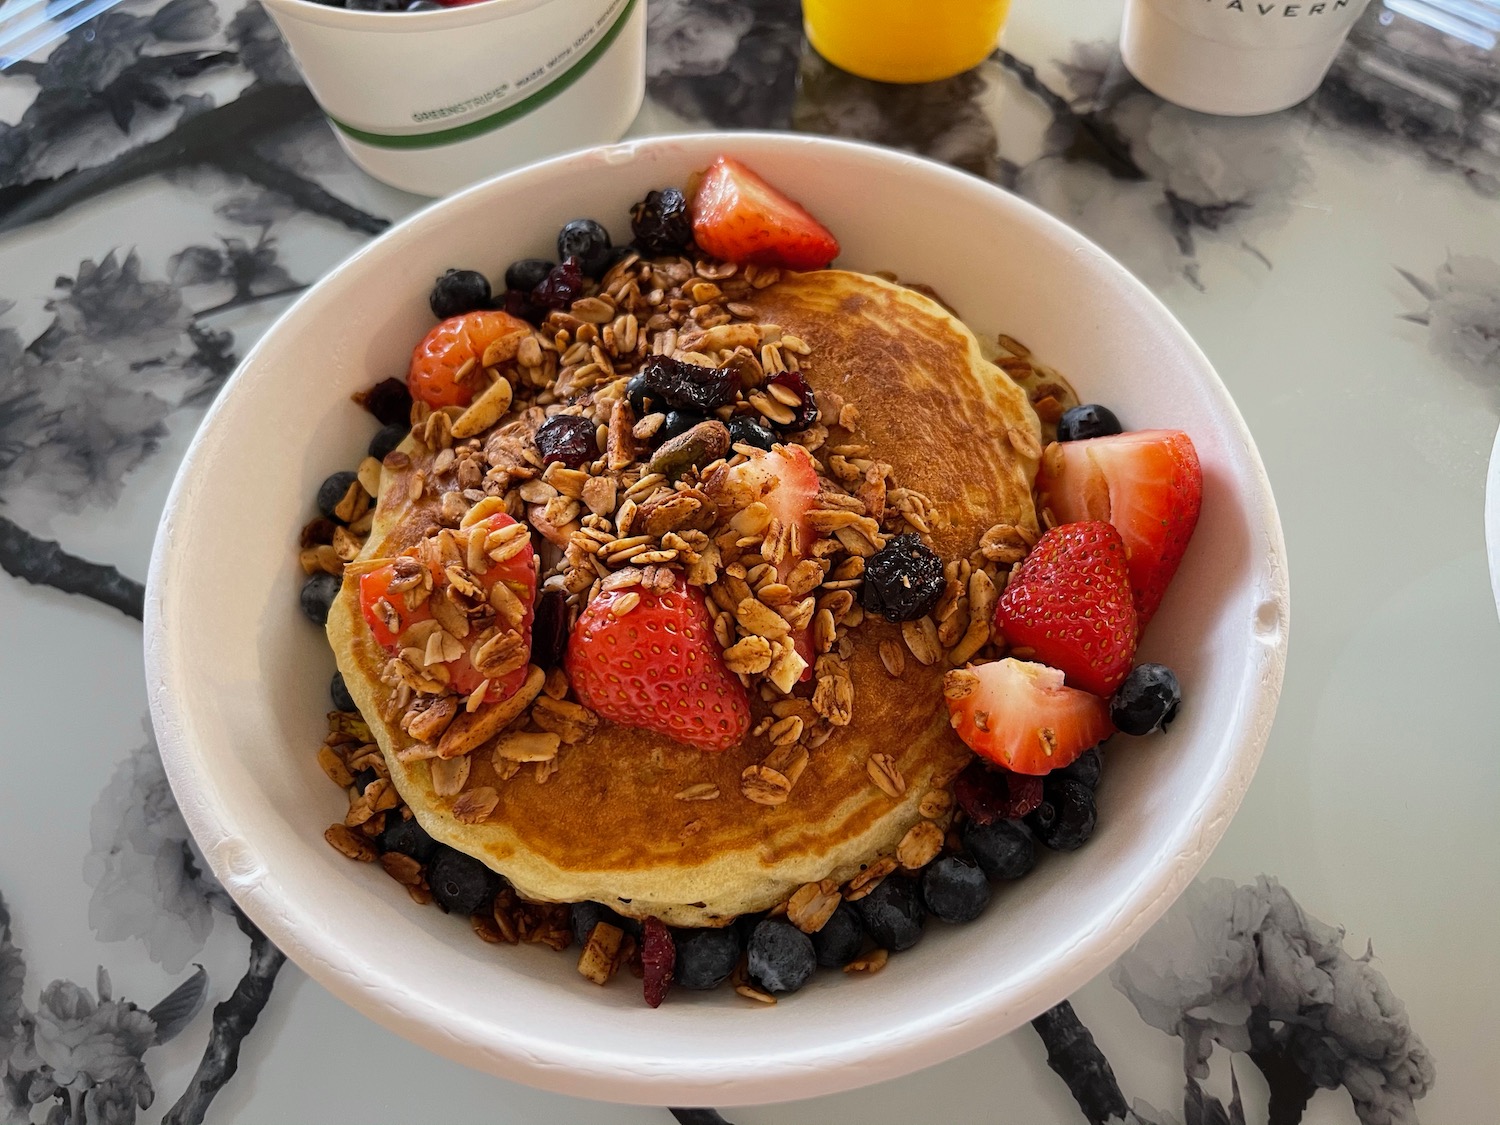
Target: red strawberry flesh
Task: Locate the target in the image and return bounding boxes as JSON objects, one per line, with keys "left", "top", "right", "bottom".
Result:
{"left": 690, "top": 156, "right": 840, "bottom": 272}
{"left": 945, "top": 658, "right": 1113, "bottom": 775}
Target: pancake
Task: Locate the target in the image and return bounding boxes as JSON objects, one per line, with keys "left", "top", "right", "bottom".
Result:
{"left": 326, "top": 268, "right": 1043, "bottom": 926}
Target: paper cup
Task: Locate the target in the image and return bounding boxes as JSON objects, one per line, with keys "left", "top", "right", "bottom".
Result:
{"left": 1121, "top": 0, "right": 1371, "bottom": 116}
{"left": 260, "top": 0, "right": 646, "bottom": 196}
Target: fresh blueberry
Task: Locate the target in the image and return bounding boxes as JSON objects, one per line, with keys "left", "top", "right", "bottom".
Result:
{"left": 330, "top": 670, "right": 357, "bottom": 712}
{"left": 921, "top": 857, "right": 991, "bottom": 924}
{"left": 1056, "top": 746, "right": 1103, "bottom": 790}
{"left": 299, "top": 573, "right": 340, "bottom": 625}
{"left": 733, "top": 911, "right": 768, "bottom": 946}
{"left": 556, "top": 219, "right": 613, "bottom": 278}
{"left": 428, "top": 847, "right": 503, "bottom": 915}
{"left": 961, "top": 819, "right": 1037, "bottom": 881}
{"left": 658, "top": 410, "right": 708, "bottom": 444}
{"left": 747, "top": 920, "right": 816, "bottom": 994}
{"left": 1110, "top": 663, "right": 1181, "bottom": 736}
{"left": 811, "top": 903, "right": 864, "bottom": 967}
{"left": 1026, "top": 778, "right": 1097, "bottom": 852}
{"left": 429, "top": 268, "right": 491, "bottom": 319}
{"left": 674, "top": 927, "right": 741, "bottom": 990}
{"left": 504, "top": 258, "right": 555, "bottom": 293}
{"left": 368, "top": 422, "right": 408, "bottom": 461}
{"left": 380, "top": 815, "right": 439, "bottom": 863}
{"left": 861, "top": 534, "right": 945, "bottom": 622}
{"left": 570, "top": 901, "right": 639, "bottom": 945}
{"left": 1056, "top": 403, "right": 1123, "bottom": 442}
{"left": 316, "top": 470, "right": 359, "bottom": 520}
{"left": 854, "top": 875, "right": 925, "bottom": 952}
{"left": 726, "top": 415, "right": 777, "bottom": 452}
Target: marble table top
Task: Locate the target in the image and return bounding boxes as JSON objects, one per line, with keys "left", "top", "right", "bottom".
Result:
{"left": 1, "top": 0, "right": 1497, "bottom": 1122}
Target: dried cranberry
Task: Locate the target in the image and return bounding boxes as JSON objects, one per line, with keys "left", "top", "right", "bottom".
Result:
{"left": 953, "top": 759, "right": 1044, "bottom": 825}
{"left": 630, "top": 187, "right": 692, "bottom": 255}
{"left": 630, "top": 354, "right": 739, "bottom": 414}
{"left": 496, "top": 287, "right": 543, "bottom": 325}
{"left": 641, "top": 916, "right": 675, "bottom": 1008}
{"left": 353, "top": 378, "right": 412, "bottom": 427}
{"left": 530, "top": 589, "right": 569, "bottom": 669}
{"left": 767, "top": 369, "right": 819, "bottom": 431}
{"left": 531, "top": 256, "right": 586, "bottom": 311}
{"left": 535, "top": 414, "right": 598, "bottom": 469}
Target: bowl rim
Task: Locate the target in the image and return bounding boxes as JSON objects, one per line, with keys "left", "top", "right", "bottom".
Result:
{"left": 145, "top": 131, "right": 1290, "bottom": 1106}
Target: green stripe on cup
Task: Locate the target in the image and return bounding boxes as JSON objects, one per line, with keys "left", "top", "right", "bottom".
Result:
{"left": 328, "top": 0, "right": 637, "bottom": 150}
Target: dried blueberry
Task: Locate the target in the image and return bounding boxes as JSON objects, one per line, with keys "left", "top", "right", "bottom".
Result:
{"left": 766, "top": 369, "right": 819, "bottom": 431}
{"left": 330, "top": 670, "right": 357, "bottom": 712}
{"left": 855, "top": 875, "right": 925, "bottom": 952}
{"left": 726, "top": 415, "right": 777, "bottom": 452}
{"left": 630, "top": 187, "right": 692, "bottom": 255}
{"left": 354, "top": 378, "right": 412, "bottom": 427}
{"left": 368, "top": 422, "right": 407, "bottom": 461}
{"left": 1057, "top": 403, "right": 1122, "bottom": 442}
{"left": 1056, "top": 746, "right": 1103, "bottom": 790}
{"left": 747, "top": 920, "right": 816, "bottom": 994}
{"left": 529, "top": 590, "right": 570, "bottom": 670}
{"left": 299, "top": 573, "right": 340, "bottom": 625}
{"left": 658, "top": 410, "right": 708, "bottom": 444}
{"left": 428, "top": 846, "right": 502, "bottom": 915}
{"left": 961, "top": 819, "right": 1036, "bottom": 881}
{"left": 1110, "top": 663, "right": 1181, "bottom": 736}
{"left": 534, "top": 414, "right": 598, "bottom": 469}
{"left": 380, "top": 815, "right": 438, "bottom": 863}
{"left": 531, "top": 256, "right": 586, "bottom": 311}
{"left": 811, "top": 903, "right": 864, "bottom": 967}
{"left": 570, "top": 901, "right": 639, "bottom": 945}
{"left": 921, "top": 857, "right": 991, "bottom": 924}
{"left": 1026, "top": 778, "right": 1097, "bottom": 852}
{"left": 316, "top": 471, "right": 359, "bottom": 521}
{"left": 504, "top": 258, "right": 555, "bottom": 292}
{"left": 631, "top": 354, "right": 739, "bottom": 414}
{"left": 429, "top": 268, "right": 491, "bottom": 320}
{"left": 860, "top": 533, "right": 945, "bottom": 622}
{"left": 674, "top": 927, "right": 740, "bottom": 990}
{"left": 556, "top": 219, "right": 613, "bottom": 278}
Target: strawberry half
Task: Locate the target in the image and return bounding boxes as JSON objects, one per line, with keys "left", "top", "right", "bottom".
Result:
{"left": 943, "top": 658, "right": 1113, "bottom": 776}
{"left": 689, "top": 156, "right": 840, "bottom": 272}
{"left": 565, "top": 574, "right": 751, "bottom": 752}
{"left": 1038, "top": 429, "right": 1202, "bottom": 627}
{"left": 993, "top": 521, "right": 1138, "bottom": 697}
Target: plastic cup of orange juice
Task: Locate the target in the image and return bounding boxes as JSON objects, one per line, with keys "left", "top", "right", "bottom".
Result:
{"left": 802, "top": 0, "right": 1010, "bottom": 84}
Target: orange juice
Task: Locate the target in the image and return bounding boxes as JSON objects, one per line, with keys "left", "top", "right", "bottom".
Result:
{"left": 803, "top": 0, "right": 1011, "bottom": 84}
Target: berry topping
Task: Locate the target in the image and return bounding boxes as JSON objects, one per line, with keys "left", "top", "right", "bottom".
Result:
{"left": 504, "top": 258, "right": 555, "bottom": 293}
{"left": 642, "top": 917, "right": 675, "bottom": 1008}
{"left": 528, "top": 589, "right": 570, "bottom": 670}
{"left": 628, "top": 354, "right": 740, "bottom": 415}
{"left": 1056, "top": 403, "right": 1122, "bottom": 442}
{"left": 689, "top": 156, "right": 840, "bottom": 271}
{"left": 570, "top": 901, "right": 639, "bottom": 946}
{"left": 380, "top": 815, "right": 439, "bottom": 863}
{"left": 674, "top": 927, "right": 741, "bottom": 990}
{"left": 854, "top": 874, "right": 926, "bottom": 952}
{"left": 630, "top": 187, "right": 693, "bottom": 255}
{"left": 531, "top": 256, "right": 587, "bottom": 311}
{"left": 1039, "top": 429, "right": 1202, "bottom": 626}
{"left": 657, "top": 409, "right": 709, "bottom": 445}
{"left": 556, "top": 219, "right": 613, "bottom": 278}
{"left": 316, "top": 471, "right": 359, "bottom": 520}
{"left": 993, "top": 520, "right": 1139, "bottom": 697}
{"left": 1056, "top": 745, "right": 1103, "bottom": 790}
{"left": 1026, "top": 778, "right": 1098, "bottom": 852}
{"left": 921, "top": 857, "right": 991, "bottom": 924}
{"left": 496, "top": 288, "right": 543, "bottom": 324}
{"left": 811, "top": 903, "right": 865, "bottom": 967}
{"left": 300, "top": 573, "right": 340, "bottom": 625}
{"left": 961, "top": 819, "right": 1037, "bottom": 881}
{"left": 1110, "top": 663, "right": 1181, "bottom": 735}
{"left": 726, "top": 415, "right": 777, "bottom": 452}
{"left": 353, "top": 377, "right": 412, "bottom": 426}
{"left": 368, "top": 422, "right": 408, "bottom": 461}
{"left": 565, "top": 574, "right": 752, "bottom": 752}
{"left": 408, "top": 308, "right": 530, "bottom": 408}
{"left": 429, "top": 847, "right": 503, "bottom": 914}
{"left": 952, "top": 759, "right": 1044, "bottom": 824}
{"left": 428, "top": 268, "right": 491, "bottom": 320}
{"left": 765, "top": 369, "right": 819, "bottom": 431}
{"left": 943, "top": 658, "right": 1113, "bottom": 776}
{"left": 861, "top": 533, "right": 945, "bottom": 623}
{"left": 747, "top": 920, "right": 817, "bottom": 994}
{"left": 330, "top": 670, "right": 356, "bottom": 712}
{"left": 534, "top": 414, "right": 599, "bottom": 469}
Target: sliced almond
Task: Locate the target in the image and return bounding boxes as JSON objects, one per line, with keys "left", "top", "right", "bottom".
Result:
{"left": 435, "top": 665, "right": 544, "bottom": 758}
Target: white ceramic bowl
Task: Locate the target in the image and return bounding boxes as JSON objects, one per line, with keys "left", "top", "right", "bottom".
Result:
{"left": 1487, "top": 424, "right": 1500, "bottom": 620}
{"left": 145, "top": 133, "right": 1290, "bottom": 1106}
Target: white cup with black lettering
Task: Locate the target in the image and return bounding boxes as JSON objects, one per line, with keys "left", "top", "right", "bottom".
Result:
{"left": 1121, "top": 0, "right": 1372, "bottom": 116}
{"left": 260, "top": 0, "right": 646, "bottom": 197}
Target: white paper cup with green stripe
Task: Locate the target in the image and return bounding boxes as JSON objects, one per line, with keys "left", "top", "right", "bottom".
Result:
{"left": 261, "top": 0, "right": 645, "bottom": 196}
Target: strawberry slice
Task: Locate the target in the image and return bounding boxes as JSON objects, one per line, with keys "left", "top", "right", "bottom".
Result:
{"left": 1037, "top": 429, "right": 1202, "bottom": 627}
{"left": 408, "top": 308, "right": 530, "bottom": 409}
{"left": 358, "top": 513, "right": 536, "bottom": 701}
{"left": 565, "top": 574, "right": 751, "bottom": 752}
{"left": 994, "top": 521, "right": 1138, "bottom": 696}
{"left": 943, "top": 658, "right": 1113, "bottom": 776}
{"left": 690, "top": 156, "right": 840, "bottom": 272}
